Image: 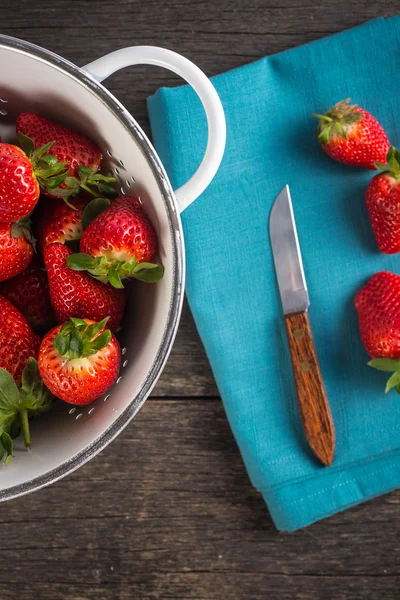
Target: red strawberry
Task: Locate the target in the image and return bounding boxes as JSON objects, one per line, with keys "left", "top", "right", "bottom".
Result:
{"left": 314, "top": 99, "right": 389, "bottom": 170}
{"left": 355, "top": 271, "right": 400, "bottom": 394}
{"left": 0, "top": 257, "right": 55, "bottom": 332}
{"left": 67, "top": 195, "right": 163, "bottom": 288}
{"left": 366, "top": 147, "right": 400, "bottom": 254}
{"left": 0, "top": 220, "right": 33, "bottom": 282}
{"left": 44, "top": 243, "right": 126, "bottom": 331}
{"left": 38, "top": 317, "right": 121, "bottom": 405}
{"left": 36, "top": 196, "right": 89, "bottom": 254}
{"left": 0, "top": 144, "right": 40, "bottom": 222}
{"left": 17, "top": 113, "right": 101, "bottom": 174}
{"left": 0, "top": 295, "right": 40, "bottom": 384}
{"left": 17, "top": 113, "right": 116, "bottom": 202}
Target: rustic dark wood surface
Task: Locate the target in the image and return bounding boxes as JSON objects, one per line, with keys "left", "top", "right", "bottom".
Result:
{"left": 1, "top": 1, "right": 400, "bottom": 599}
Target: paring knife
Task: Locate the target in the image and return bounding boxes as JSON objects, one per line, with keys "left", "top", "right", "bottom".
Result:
{"left": 269, "top": 185, "right": 335, "bottom": 467}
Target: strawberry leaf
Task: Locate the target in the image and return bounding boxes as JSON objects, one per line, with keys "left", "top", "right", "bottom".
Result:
{"left": 368, "top": 358, "right": 400, "bottom": 372}
{"left": 83, "top": 330, "right": 111, "bottom": 357}
{"left": 70, "top": 318, "right": 88, "bottom": 330}
{"left": 45, "top": 171, "right": 70, "bottom": 189}
{"left": 0, "top": 368, "right": 20, "bottom": 410}
{"left": 108, "top": 264, "right": 124, "bottom": 289}
{"left": 54, "top": 333, "right": 69, "bottom": 355}
{"left": 369, "top": 359, "right": 400, "bottom": 394}
{"left": 17, "top": 132, "right": 35, "bottom": 158}
{"left": 21, "top": 357, "right": 39, "bottom": 391}
{"left": 60, "top": 321, "right": 75, "bottom": 335}
{"left": 96, "top": 183, "right": 119, "bottom": 199}
{"left": 132, "top": 263, "right": 165, "bottom": 283}
{"left": 77, "top": 165, "right": 93, "bottom": 180}
{"left": 84, "top": 317, "right": 109, "bottom": 340}
{"left": 375, "top": 147, "right": 400, "bottom": 178}
{"left": 82, "top": 197, "right": 111, "bottom": 230}
{"left": 385, "top": 370, "right": 400, "bottom": 393}
{"left": 89, "top": 173, "right": 117, "bottom": 183}
{"left": 40, "top": 154, "right": 58, "bottom": 166}
{"left": 10, "top": 216, "right": 36, "bottom": 250}
{"left": 31, "top": 141, "right": 55, "bottom": 163}
{"left": 10, "top": 222, "right": 23, "bottom": 239}
{"left": 20, "top": 358, "right": 53, "bottom": 417}
{"left": 67, "top": 253, "right": 101, "bottom": 271}
{"left": 69, "top": 330, "right": 83, "bottom": 358}
{"left": 0, "top": 432, "right": 13, "bottom": 466}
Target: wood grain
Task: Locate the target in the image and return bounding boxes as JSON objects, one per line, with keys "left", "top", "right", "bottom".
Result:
{"left": 1, "top": 1, "right": 400, "bottom": 599}
{"left": 284, "top": 311, "right": 335, "bottom": 467}
{"left": 0, "top": 400, "right": 399, "bottom": 600}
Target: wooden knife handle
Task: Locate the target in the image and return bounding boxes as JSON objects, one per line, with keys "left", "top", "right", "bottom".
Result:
{"left": 284, "top": 311, "right": 335, "bottom": 467}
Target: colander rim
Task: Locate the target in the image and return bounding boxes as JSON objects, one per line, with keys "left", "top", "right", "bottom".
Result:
{"left": 0, "top": 34, "right": 185, "bottom": 501}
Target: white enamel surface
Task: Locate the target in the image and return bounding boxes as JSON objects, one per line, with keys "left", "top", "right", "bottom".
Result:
{"left": 0, "top": 42, "right": 183, "bottom": 493}
{"left": 84, "top": 46, "right": 226, "bottom": 213}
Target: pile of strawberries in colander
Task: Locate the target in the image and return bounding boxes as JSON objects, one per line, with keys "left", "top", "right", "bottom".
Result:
{"left": 0, "top": 113, "right": 164, "bottom": 463}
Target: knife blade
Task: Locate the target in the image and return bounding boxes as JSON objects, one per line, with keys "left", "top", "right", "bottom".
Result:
{"left": 269, "top": 185, "right": 335, "bottom": 467}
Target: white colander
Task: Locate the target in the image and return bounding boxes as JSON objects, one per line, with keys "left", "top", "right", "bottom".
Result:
{"left": 0, "top": 35, "right": 226, "bottom": 500}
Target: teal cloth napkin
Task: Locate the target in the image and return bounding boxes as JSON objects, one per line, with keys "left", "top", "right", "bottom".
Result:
{"left": 147, "top": 17, "right": 400, "bottom": 531}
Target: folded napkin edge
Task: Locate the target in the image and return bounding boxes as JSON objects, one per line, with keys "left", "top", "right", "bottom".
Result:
{"left": 263, "top": 449, "right": 400, "bottom": 531}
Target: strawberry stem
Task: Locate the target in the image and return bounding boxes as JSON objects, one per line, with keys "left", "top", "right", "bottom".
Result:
{"left": 19, "top": 407, "right": 30, "bottom": 449}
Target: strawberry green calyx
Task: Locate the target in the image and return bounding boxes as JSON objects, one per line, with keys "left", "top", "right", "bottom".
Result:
{"left": 313, "top": 99, "right": 363, "bottom": 144}
{"left": 368, "top": 358, "right": 400, "bottom": 394}
{"left": 10, "top": 215, "right": 36, "bottom": 249}
{"left": 374, "top": 146, "right": 400, "bottom": 179}
{"left": 54, "top": 317, "right": 112, "bottom": 359}
{"left": 0, "top": 358, "right": 53, "bottom": 463}
{"left": 66, "top": 253, "right": 165, "bottom": 288}
{"left": 18, "top": 132, "right": 70, "bottom": 192}
{"left": 50, "top": 166, "right": 118, "bottom": 208}
{"left": 18, "top": 133, "right": 118, "bottom": 208}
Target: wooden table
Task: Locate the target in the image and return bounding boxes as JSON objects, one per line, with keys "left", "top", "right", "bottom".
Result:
{"left": 1, "top": 2, "right": 399, "bottom": 599}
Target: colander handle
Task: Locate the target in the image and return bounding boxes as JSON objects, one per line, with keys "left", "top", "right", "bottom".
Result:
{"left": 82, "top": 46, "right": 226, "bottom": 213}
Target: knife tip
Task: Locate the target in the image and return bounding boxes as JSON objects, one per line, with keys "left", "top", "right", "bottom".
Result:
{"left": 315, "top": 433, "right": 335, "bottom": 467}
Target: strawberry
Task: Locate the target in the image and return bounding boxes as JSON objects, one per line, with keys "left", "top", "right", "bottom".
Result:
{"left": 0, "top": 358, "right": 53, "bottom": 462}
{"left": 314, "top": 99, "right": 389, "bottom": 170}
{"left": 38, "top": 317, "right": 121, "bottom": 405}
{"left": 366, "top": 147, "right": 400, "bottom": 254}
{"left": 355, "top": 271, "right": 400, "bottom": 394}
{"left": 0, "top": 257, "right": 55, "bottom": 332}
{"left": 0, "top": 220, "right": 34, "bottom": 282}
{"left": 0, "top": 295, "right": 40, "bottom": 384}
{"left": 0, "top": 143, "right": 40, "bottom": 222}
{"left": 67, "top": 195, "right": 163, "bottom": 288}
{"left": 16, "top": 113, "right": 117, "bottom": 203}
{"left": 36, "top": 196, "right": 89, "bottom": 254}
{"left": 44, "top": 243, "right": 126, "bottom": 331}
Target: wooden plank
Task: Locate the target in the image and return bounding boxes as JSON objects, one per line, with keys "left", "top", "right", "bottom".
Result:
{"left": 0, "top": 400, "right": 398, "bottom": 599}
{"left": 2, "top": 577, "right": 400, "bottom": 600}
{"left": 153, "top": 299, "right": 218, "bottom": 397}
